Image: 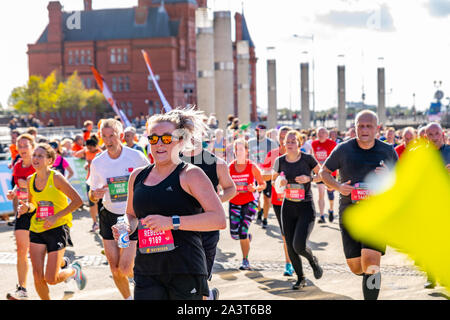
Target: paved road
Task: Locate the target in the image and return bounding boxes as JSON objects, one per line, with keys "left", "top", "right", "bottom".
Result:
{"left": 0, "top": 185, "right": 447, "bottom": 300}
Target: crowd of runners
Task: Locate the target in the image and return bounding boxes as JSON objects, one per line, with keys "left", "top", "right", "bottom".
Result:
{"left": 3, "top": 108, "right": 450, "bottom": 300}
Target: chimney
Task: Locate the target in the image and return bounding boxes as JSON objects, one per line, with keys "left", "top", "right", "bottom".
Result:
{"left": 84, "top": 0, "right": 92, "bottom": 11}
{"left": 135, "top": 6, "right": 148, "bottom": 25}
{"left": 198, "top": 0, "right": 208, "bottom": 7}
{"left": 235, "top": 13, "right": 243, "bottom": 42}
{"left": 138, "top": 0, "right": 153, "bottom": 7}
{"left": 47, "top": 1, "right": 63, "bottom": 42}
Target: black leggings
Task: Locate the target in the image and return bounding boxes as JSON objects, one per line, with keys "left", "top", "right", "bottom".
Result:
{"left": 281, "top": 200, "right": 316, "bottom": 278}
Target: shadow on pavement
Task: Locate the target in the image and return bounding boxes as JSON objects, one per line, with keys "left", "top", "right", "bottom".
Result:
{"left": 307, "top": 240, "right": 328, "bottom": 251}
{"left": 319, "top": 224, "right": 341, "bottom": 232}
{"left": 429, "top": 292, "right": 450, "bottom": 300}
{"left": 243, "top": 270, "right": 353, "bottom": 300}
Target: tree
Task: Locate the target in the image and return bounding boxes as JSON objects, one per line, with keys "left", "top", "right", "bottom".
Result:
{"left": 9, "top": 71, "right": 109, "bottom": 126}
{"left": 8, "top": 75, "right": 44, "bottom": 114}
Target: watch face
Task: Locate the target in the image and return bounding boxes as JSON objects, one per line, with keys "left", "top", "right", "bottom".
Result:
{"left": 173, "top": 216, "right": 180, "bottom": 228}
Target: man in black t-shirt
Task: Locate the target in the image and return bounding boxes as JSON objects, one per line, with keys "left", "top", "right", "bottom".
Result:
{"left": 320, "top": 110, "right": 398, "bottom": 300}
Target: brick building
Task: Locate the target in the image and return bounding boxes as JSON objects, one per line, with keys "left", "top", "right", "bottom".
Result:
{"left": 27, "top": 0, "right": 257, "bottom": 126}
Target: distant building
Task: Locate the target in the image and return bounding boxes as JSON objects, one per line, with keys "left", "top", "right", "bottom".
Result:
{"left": 27, "top": 0, "right": 257, "bottom": 126}
{"left": 233, "top": 12, "right": 258, "bottom": 122}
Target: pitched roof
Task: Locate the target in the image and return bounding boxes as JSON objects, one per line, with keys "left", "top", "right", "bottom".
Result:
{"left": 37, "top": 6, "right": 180, "bottom": 43}
{"left": 240, "top": 13, "right": 254, "bottom": 48}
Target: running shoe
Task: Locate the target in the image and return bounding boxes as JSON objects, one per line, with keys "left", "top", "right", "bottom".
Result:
{"left": 256, "top": 209, "right": 263, "bottom": 223}
{"left": 310, "top": 256, "right": 323, "bottom": 279}
{"left": 90, "top": 222, "right": 99, "bottom": 233}
{"left": 318, "top": 216, "right": 326, "bottom": 224}
{"left": 292, "top": 277, "right": 306, "bottom": 290}
{"left": 71, "top": 261, "right": 87, "bottom": 290}
{"left": 262, "top": 218, "right": 268, "bottom": 229}
{"left": 210, "top": 288, "right": 220, "bottom": 300}
{"left": 328, "top": 210, "right": 334, "bottom": 223}
{"left": 239, "top": 258, "right": 252, "bottom": 271}
{"left": 6, "top": 285, "right": 28, "bottom": 300}
{"left": 283, "top": 263, "right": 294, "bottom": 276}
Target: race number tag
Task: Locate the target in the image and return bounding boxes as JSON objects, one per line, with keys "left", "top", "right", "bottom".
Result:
{"left": 36, "top": 201, "right": 54, "bottom": 221}
{"left": 351, "top": 183, "right": 370, "bottom": 203}
{"left": 285, "top": 184, "right": 305, "bottom": 202}
{"left": 138, "top": 220, "right": 175, "bottom": 254}
{"left": 235, "top": 181, "right": 249, "bottom": 193}
{"left": 315, "top": 150, "right": 328, "bottom": 164}
{"left": 107, "top": 176, "right": 129, "bottom": 203}
{"left": 17, "top": 188, "right": 28, "bottom": 201}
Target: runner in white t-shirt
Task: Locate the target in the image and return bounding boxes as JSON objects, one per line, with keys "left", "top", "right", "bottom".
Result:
{"left": 87, "top": 119, "right": 149, "bottom": 300}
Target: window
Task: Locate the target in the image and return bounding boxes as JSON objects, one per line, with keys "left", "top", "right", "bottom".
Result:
{"left": 123, "top": 48, "right": 128, "bottom": 63}
{"left": 119, "top": 76, "right": 123, "bottom": 92}
{"left": 68, "top": 51, "right": 73, "bottom": 65}
{"left": 86, "top": 78, "right": 92, "bottom": 88}
{"left": 117, "top": 48, "right": 122, "bottom": 64}
{"left": 87, "top": 50, "right": 92, "bottom": 64}
{"left": 127, "top": 102, "right": 133, "bottom": 117}
{"left": 80, "top": 50, "right": 85, "bottom": 64}
{"left": 112, "top": 77, "right": 117, "bottom": 92}
{"left": 148, "top": 76, "right": 154, "bottom": 91}
{"left": 75, "top": 50, "right": 79, "bottom": 65}
{"left": 125, "top": 76, "right": 130, "bottom": 91}
{"left": 110, "top": 48, "right": 116, "bottom": 64}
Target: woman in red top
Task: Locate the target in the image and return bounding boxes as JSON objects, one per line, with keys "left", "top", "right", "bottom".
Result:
{"left": 228, "top": 139, "right": 266, "bottom": 270}
{"left": 6, "top": 133, "right": 36, "bottom": 300}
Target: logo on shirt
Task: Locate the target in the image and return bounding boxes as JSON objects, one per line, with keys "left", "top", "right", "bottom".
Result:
{"left": 166, "top": 186, "right": 173, "bottom": 192}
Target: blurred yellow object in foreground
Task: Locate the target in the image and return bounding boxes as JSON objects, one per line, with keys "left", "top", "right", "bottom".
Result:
{"left": 343, "top": 139, "right": 450, "bottom": 291}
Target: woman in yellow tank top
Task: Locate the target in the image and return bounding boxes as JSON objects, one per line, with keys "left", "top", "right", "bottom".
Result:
{"left": 17, "top": 143, "right": 85, "bottom": 300}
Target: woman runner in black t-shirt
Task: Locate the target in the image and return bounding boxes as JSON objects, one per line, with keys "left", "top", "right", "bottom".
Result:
{"left": 272, "top": 130, "right": 324, "bottom": 289}
{"left": 114, "top": 108, "right": 226, "bottom": 300}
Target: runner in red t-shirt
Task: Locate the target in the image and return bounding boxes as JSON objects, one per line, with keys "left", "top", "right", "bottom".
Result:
{"left": 311, "top": 127, "right": 337, "bottom": 223}
{"left": 395, "top": 127, "right": 416, "bottom": 159}
{"left": 228, "top": 139, "right": 266, "bottom": 271}
{"left": 5, "top": 134, "right": 36, "bottom": 300}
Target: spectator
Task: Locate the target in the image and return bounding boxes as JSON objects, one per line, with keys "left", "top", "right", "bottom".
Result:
{"left": 72, "top": 134, "right": 84, "bottom": 153}
{"left": 83, "top": 120, "right": 93, "bottom": 142}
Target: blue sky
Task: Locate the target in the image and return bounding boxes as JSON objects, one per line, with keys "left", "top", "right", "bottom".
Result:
{"left": 1, "top": 0, "right": 449, "bottom": 113}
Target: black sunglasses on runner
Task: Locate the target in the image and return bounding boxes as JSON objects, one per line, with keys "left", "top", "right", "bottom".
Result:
{"left": 147, "top": 134, "right": 181, "bottom": 145}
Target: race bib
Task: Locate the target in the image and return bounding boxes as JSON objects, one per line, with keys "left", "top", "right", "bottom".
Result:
{"left": 107, "top": 175, "right": 129, "bottom": 203}
{"left": 17, "top": 188, "right": 28, "bottom": 201}
{"left": 315, "top": 150, "right": 328, "bottom": 163}
{"left": 351, "top": 182, "right": 371, "bottom": 203}
{"left": 285, "top": 184, "right": 305, "bottom": 202}
{"left": 138, "top": 220, "right": 175, "bottom": 254}
{"left": 36, "top": 201, "right": 54, "bottom": 221}
{"left": 235, "top": 181, "right": 249, "bottom": 193}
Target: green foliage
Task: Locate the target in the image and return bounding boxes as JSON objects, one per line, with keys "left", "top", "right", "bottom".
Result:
{"left": 8, "top": 71, "right": 107, "bottom": 117}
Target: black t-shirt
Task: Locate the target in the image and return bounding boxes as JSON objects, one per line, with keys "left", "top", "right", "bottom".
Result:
{"left": 180, "top": 150, "right": 219, "bottom": 192}
{"left": 323, "top": 138, "right": 398, "bottom": 208}
{"left": 273, "top": 153, "right": 318, "bottom": 202}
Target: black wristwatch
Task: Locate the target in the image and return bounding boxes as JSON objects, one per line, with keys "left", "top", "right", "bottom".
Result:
{"left": 172, "top": 215, "right": 180, "bottom": 230}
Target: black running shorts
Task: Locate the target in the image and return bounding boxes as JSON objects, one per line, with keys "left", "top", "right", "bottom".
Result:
{"left": 30, "top": 224, "right": 73, "bottom": 253}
